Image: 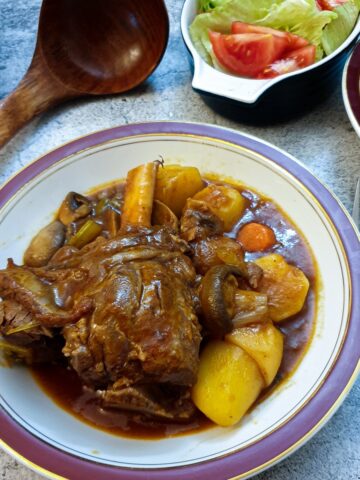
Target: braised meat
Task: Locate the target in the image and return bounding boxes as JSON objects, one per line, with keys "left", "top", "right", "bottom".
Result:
{"left": 180, "top": 198, "right": 224, "bottom": 242}
{"left": 101, "top": 384, "right": 196, "bottom": 421}
{"left": 0, "top": 299, "right": 63, "bottom": 364}
{"left": 0, "top": 261, "right": 93, "bottom": 326}
{"left": 0, "top": 299, "right": 41, "bottom": 346}
{"left": 60, "top": 237, "right": 201, "bottom": 389}
{"left": 0, "top": 163, "right": 202, "bottom": 420}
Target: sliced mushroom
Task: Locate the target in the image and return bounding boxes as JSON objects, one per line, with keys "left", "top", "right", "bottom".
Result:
{"left": 200, "top": 265, "right": 244, "bottom": 338}
{"left": 58, "top": 192, "right": 91, "bottom": 225}
{"left": 152, "top": 200, "right": 179, "bottom": 231}
{"left": 232, "top": 290, "right": 268, "bottom": 328}
{"left": 24, "top": 221, "right": 66, "bottom": 267}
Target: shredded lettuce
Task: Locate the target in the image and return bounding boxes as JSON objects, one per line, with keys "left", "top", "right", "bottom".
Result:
{"left": 321, "top": 1, "right": 360, "bottom": 55}
{"left": 190, "top": 0, "right": 338, "bottom": 66}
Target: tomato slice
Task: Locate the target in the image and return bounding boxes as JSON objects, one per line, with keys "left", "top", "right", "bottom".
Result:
{"left": 286, "top": 44, "right": 316, "bottom": 67}
{"left": 231, "top": 22, "right": 308, "bottom": 51}
{"left": 209, "top": 31, "right": 283, "bottom": 77}
{"left": 316, "top": 0, "right": 347, "bottom": 10}
{"left": 257, "top": 58, "right": 299, "bottom": 78}
{"left": 257, "top": 45, "right": 316, "bottom": 79}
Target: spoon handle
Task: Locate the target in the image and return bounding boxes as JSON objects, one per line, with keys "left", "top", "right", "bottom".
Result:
{"left": 0, "top": 55, "right": 74, "bottom": 148}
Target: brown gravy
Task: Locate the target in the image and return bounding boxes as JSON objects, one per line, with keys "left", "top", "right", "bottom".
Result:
{"left": 31, "top": 364, "right": 213, "bottom": 439}
{"left": 31, "top": 177, "right": 317, "bottom": 439}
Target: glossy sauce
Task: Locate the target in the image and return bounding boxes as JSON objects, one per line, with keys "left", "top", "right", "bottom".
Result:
{"left": 31, "top": 364, "right": 213, "bottom": 439}
{"left": 31, "top": 177, "right": 317, "bottom": 439}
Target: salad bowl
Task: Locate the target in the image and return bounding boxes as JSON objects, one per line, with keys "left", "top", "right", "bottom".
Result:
{"left": 0, "top": 122, "right": 359, "bottom": 479}
{"left": 342, "top": 41, "right": 360, "bottom": 136}
{"left": 181, "top": 0, "right": 360, "bottom": 121}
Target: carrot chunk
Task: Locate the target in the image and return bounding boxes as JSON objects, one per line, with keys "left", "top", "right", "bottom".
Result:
{"left": 237, "top": 222, "right": 276, "bottom": 252}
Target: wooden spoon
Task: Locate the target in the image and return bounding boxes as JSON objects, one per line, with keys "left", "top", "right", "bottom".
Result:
{"left": 0, "top": 0, "right": 169, "bottom": 147}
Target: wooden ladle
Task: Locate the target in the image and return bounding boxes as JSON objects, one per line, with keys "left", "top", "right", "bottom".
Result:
{"left": 0, "top": 0, "right": 169, "bottom": 148}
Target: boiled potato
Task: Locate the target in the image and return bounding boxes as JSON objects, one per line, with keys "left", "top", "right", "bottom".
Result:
{"left": 155, "top": 165, "right": 204, "bottom": 217}
{"left": 192, "top": 340, "right": 263, "bottom": 427}
{"left": 193, "top": 184, "right": 246, "bottom": 231}
{"left": 254, "top": 254, "right": 310, "bottom": 322}
{"left": 226, "top": 323, "right": 283, "bottom": 387}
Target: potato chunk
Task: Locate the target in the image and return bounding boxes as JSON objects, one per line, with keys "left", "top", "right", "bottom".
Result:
{"left": 254, "top": 254, "right": 310, "bottom": 322}
{"left": 226, "top": 323, "right": 283, "bottom": 386}
{"left": 192, "top": 340, "right": 263, "bottom": 426}
{"left": 155, "top": 165, "right": 204, "bottom": 217}
{"left": 193, "top": 184, "right": 246, "bottom": 231}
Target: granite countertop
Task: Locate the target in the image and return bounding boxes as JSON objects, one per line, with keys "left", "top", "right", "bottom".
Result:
{"left": 0, "top": 0, "right": 359, "bottom": 479}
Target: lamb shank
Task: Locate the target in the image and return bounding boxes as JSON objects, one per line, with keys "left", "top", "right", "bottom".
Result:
{"left": 0, "top": 162, "right": 202, "bottom": 420}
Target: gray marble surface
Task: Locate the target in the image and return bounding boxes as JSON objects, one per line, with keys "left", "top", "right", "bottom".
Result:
{"left": 0, "top": 0, "right": 359, "bottom": 479}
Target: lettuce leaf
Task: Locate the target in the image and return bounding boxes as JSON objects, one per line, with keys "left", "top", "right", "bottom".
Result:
{"left": 190, "top": 0, "right": 276, "bottom": 63}
{"left": 257, "top": 0, "right": 337, "bottom": 54}
{"left": 321, "top": 1, "right": 360, "bottom": 55}
{"left": 198, "top": 0, "right": 276, "bottom": 13}
{"left": 190, "top": 0, "right": 337, "bottom": 65}
{"left": 198, "top": 0, "right": 231, "bottom": 12}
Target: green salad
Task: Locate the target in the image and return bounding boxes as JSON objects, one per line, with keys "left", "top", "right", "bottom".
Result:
{"left": 190, "top": 0, "right": 360, "bottom": 78}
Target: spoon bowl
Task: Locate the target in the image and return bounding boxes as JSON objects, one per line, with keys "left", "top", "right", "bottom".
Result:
{"left": 39, "top": 0, "right": 169, "bottom": 94}
{"left": 0, "top": 0, "right": 169, "bottom": 146}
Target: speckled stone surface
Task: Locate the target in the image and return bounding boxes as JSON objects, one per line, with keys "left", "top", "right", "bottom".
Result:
{"left": 0, "top": 1, "right": 359, "bottom": 479}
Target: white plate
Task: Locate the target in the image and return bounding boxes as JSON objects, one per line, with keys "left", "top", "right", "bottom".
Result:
{"left": 0, "top": 122, "right": 359, "bottom": 480}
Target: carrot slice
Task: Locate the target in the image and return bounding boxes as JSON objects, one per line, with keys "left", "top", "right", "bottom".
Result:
{"left": 237, "top": 223, "right": 276, "bottom": 252}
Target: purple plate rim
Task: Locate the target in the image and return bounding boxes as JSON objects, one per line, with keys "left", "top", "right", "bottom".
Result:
{"left": 0, "top": 122, "right": 359, "bottom": 480}
{"left": 344, "top": 42, "right": 360, "bottom": 131}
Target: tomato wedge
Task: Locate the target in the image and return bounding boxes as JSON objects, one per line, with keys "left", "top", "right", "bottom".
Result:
{"left": 257, "top": 58, "right": 299, "bottom": 79}
{"left": 317, "top": 0, "right": 348, "bottom": 10}
{"left": 257, "top": 45, "right": 316, "bottom": 79}
{"left": 209, "top": 31, "right": 283, "bottom": 77}
{"left": 287, "top": 44, "right": 316, "bottom": 67}
{"left": 231, "top": 22, "right": 308, "bottom": 51}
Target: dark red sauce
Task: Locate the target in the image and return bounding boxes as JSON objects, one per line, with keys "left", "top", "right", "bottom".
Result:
{"left": 31, "top": 364, "right": 212, "bottom": 439}
{"left": 31, "top": 176, "right": 318, "bottom": 439}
